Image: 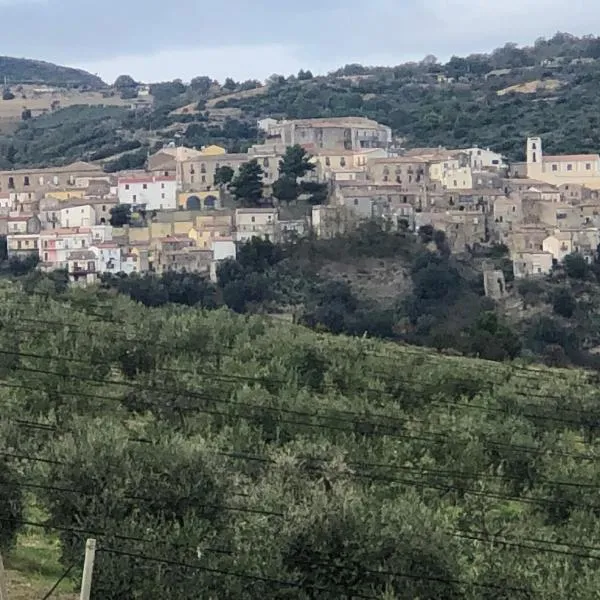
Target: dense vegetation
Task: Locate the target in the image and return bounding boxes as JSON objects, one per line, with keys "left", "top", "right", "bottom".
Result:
{"left": 0, "top": 56, "right": 104, "bottom": 87}
{"left": 4, "top": 33, "right": 600, "bottom": 167}
{"left": 0, "top": 105, "right": 135, "bottom": 169}
{"left": 3, "top": 279, "right": 600, "bottom": 598}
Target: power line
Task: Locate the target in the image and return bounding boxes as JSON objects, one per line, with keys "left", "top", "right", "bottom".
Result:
{"left": 3, "top": 345, "right": 599, "bottom": 430}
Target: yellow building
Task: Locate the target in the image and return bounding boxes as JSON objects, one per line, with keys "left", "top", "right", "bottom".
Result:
{"left": 526, "top": 137, "right": 600, "bottom": 189}
{"left": 45, "top": 189, "right": 86, "bottom": 202}
{"left": 178, "top": 190, "right": 221, "bottom": 210}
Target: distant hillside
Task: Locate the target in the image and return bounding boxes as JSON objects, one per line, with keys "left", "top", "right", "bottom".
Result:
{"left": 0, "top": 56, "right": 104, "bottom": 88}
{"left": 6, "top": 32, "right": 600, "bottom": 166}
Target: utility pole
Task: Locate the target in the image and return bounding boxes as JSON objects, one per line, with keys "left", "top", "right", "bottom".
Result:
{"left": 79, "top": 539, "right": 96, "bottom": 600}
{"left": 0, "top": 551, "right": 8, "bottom": 600}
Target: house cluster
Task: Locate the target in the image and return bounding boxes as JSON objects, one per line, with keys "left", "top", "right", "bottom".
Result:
{"left": 3, "top": 113, "right": 600, "bottom": 283}
{"left": 308, "top": 131, "right": 600, "bottom": 280}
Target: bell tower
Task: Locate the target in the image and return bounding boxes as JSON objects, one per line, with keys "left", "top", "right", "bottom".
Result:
{"left": 526, "top": 136, "right": 542, "bottom": 176}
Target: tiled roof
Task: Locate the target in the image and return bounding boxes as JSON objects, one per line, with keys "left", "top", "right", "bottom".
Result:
{"left": 543, "top": 154, "right": 600, "bottom": 162}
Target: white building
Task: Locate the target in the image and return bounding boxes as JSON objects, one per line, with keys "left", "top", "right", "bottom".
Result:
{"left": 117, "top": 175, "right": 177, "bottom": 210}
{"left": 467, "top": 147, "right": 506, "bottom": 170}
{"left": 234, "top": 208, "right": 278, "bottom": 243}
{"left": 210, "top": 237, "right": 237, "bottom": 282}
{"left": 90, "top": 242, "right": 122, "bottom": 274}
{"left": 39, "top": 227, "right": 93, "bottom": 269}
{"left": 59, "top": 204, "right": 96, "bottom": 228}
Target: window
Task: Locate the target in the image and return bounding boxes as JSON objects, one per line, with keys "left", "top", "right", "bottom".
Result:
{"left": 23, "top": 176, "right": 30, "bottom": 187}
{"left": 38, "top": 176, "right": 44, "bottom": 185}
{"left": 263, "top": 158, "right": 269, "bottom": 168}
{"left": 532, "top": 152, "right": 537, "bottom": 163}
{"left": 532, "top": 142, "right": 537, "bottom": 150}
{"left": 586, "top": 163, "right": 592, "bottom": 171}
{"left": 354, "top": 198, "right": 359, "bottom": 206}
{"left": 44, "top": 252, "right": 48, "bottom": 262}
{"left": 7, "top": 177, "right": 14, "bottom": 189}
{"left": 81, "top": 240, "right": 85, "bottom": 247}
{"left": 17, "top": 241, "right": 21, "bottom": 249}
{"left": 43, "top": 240, "right": 48, "bottom": 248}
{"left": 567, "top": 164, "right": 573, "bottom": 171}
{"left": 102, "top": 205, "right": 106, "bottom": 211}
{"left": 161, "top": 183, "right": 165, "bottom": 189}
{"left": 143, "top": 183, "right": 148, "bottom": 190}
{"left": 161, "top": 193, "right": 165, "bottom": 199}
{"left": 325, "top": 157, "right": 331, "bottom": 167}
{"left": 164, "top": 171, "right": 169, "bottom": 177}
{"left": 125, "top": 184, "right": 130, "bottom": 190}
{"left": 251, "top": 216, "right": 256, "bottom": 223}
{"left": 200, "top": 164, "right": 206, "bottom": 174}
{"left": 552, "top": 164, "right": 558, "bottom": 172}
{"left": 53, "top": 176, "right": 59, "bottom": 185}
{"left": 133, "top": 194, "right": 137, "bottom": 201}
{"left": 201, "top": 175, "right": 206, "bottom": 183}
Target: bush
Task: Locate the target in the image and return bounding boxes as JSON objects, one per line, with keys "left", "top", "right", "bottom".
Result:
{"left": 564, "top": 253, "right": 588, "bottom": 279}
{"left": 552, "top": 287, "right": 576, "bottom": 318}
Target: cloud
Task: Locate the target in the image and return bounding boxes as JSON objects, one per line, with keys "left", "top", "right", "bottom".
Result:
{"left": 3, "top": 0, "right": 600, "bottom": 80}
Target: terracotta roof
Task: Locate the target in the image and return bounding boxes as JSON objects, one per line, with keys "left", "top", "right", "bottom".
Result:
{"left": 119, "top": 176, "right": 175, "bottom": 184}
{"left": 235, "top": 208, "right": 277, "bottom": 214}
{"left": 7, "top": 215, "right": 34, "bottom": 221}
{"left": 40, "top": 227, "right": 91, "bottom": 236}
{"left": 67, "top": 250, "right": 96, "bottom": 260}
{"left": 290, "top": 117, "right": 385, "bottom": 128}
{"left": 543, "top": 155, "right": 600, "bottom": 162}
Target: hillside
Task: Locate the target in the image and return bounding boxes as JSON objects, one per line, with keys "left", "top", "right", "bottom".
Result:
{"left": 5, "top": 33, "right": 600, "bottom": 167}
{"left": 2, "top": 281, "right": 600, "bottom": 597}
{"left": 0, "top": 56, "right": 104, "bottom": 88}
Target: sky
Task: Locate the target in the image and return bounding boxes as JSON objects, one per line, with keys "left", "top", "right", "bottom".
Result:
{"left": 2, "top": 0, "right": 600, "bottom": 83}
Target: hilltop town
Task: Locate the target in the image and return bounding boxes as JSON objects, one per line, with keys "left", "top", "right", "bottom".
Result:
{"left": 1, "top": 114, "right": 597, "bottom": 286}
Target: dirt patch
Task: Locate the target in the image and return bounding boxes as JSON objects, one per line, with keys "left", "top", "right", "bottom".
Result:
{"left": 205, "top": 86, "right": 268, "bottom": 108}
{"left": 320, "top": 258, "right": 412, "bottom": 306}
{"left": 497, "top": 79, "right": 563, "bottom": 96}
{"left": 0, "top": 85, "right": 152, "bottom": 122}
{"left": 7, "top": 569, "right": 78, "bottom": 600}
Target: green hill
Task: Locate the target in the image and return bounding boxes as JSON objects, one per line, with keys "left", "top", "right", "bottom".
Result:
{"left": 0, "top": 56, "right": 104, "bottom": 88}
{"left": 6, "top": 32, "right": 600, "bottom": 167}
{"left": 2, "top": 281, "right": 600, "bottom": 598}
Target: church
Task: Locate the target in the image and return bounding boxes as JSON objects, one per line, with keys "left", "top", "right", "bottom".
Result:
{"left": 525, "top": 137, "right": 600, "bottom": 189}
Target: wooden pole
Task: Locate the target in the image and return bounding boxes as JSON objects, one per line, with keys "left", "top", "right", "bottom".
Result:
{"left": 0, "top": 551, "right": 8, "bottom": 600}
{"left": 79, "top": 539, "right": 96, "bottom": 600}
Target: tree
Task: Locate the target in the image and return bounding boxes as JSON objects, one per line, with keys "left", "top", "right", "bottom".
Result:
{"left": 0, "top": 460, "right": 22, "bottom": 552}
{"left": 223, "top": 77, "right": 238, "bottom": 91}
{"left": 279, "top": 144, "right": 315, "bottom": 179}
{"left": 300, "top": 181, "right": 328, "bottom": 204}
{"left": 114, "top": 74, "right": 137, "bottom": 90}
{"left": 190, "top": 76, "right": 212, "bottom": 94}
{"left": 214, "top": 165, "right": 235, "bottom": 186}
{"left": 21, "top": 107, "right": 32, "bottom": 120}
{"left": 564, "top": 253, "right": 588, "bottom": 279}
{"left": 109, "top": 204, "right": 132, "bottom": 227}
{"left": 230, "top": 160, "right": 264, "bottom": 206}
{"left": 553, "top": 287, "right": 576, "bottom": 318}
{"left": 297, "top": 69, "right": 314, "bottom": 80}
{"left": 2, "top": 89, "right": 15, "bottom": 101}
{"left": 273, "top": 176, "right": 299, "bottom": 203}
{"left": 0, "top": 235, "right": 7, "bottom": 261}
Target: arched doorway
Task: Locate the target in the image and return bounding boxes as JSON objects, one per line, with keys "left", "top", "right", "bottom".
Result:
{"left": 186, "top": 195, "right": 202, "bottom": 210}
{"left": 204, "top": 195, "right": 217, "bottom": 210}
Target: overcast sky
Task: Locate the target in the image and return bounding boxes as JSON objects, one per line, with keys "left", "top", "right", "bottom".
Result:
{"left": 2, "top": 0, "right": 600, "bottom": 83}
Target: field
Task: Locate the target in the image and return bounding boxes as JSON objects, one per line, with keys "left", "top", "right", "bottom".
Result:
{"left": 2, "top": 278, "right": 600, "bottom": 598}
{"left": 0, "top": 85, "right": 152, "bottom": 121}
